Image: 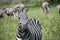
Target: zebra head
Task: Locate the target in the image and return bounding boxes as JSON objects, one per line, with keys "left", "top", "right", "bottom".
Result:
{"left": 18, "top": 5, "right": 29, "bottom": 31}
{"left": 16, "top": 5, "right": 29, "bottom": 40}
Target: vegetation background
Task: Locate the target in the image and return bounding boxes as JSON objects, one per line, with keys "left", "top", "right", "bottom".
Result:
{"left": 0, "top": 0, "right": 60, "bottom": 40}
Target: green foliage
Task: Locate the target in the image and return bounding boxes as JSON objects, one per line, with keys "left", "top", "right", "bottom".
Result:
{"left": 0, "top": 3, "right": 60, "bottom": 40}
{"left": 0, "top": 0, "right": 12, "bottom": 5}
{"left": 12, "top": 0, "right": 42, "bottom": 6}
{"left": 50, "top": 0, "right": 60, "bottom": 5}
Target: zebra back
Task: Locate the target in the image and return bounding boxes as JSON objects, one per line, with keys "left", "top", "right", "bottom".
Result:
{"left": 27, "top": 18, "right": 42, "bottom": 40}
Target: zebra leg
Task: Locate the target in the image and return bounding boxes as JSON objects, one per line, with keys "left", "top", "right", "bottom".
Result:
{"left": 42, "top": 7, "right": 45, "bottom": 12}
{"left": 44, "top": 6, "right": 47, "bottom": 14}
{"left": 43, "top": 6, "right": 46, "bottom": 13}
{"left": 59, "top": 9, "right": 60, "bottom": 14}
{"left": 13, "top": 12, "right": 16, "bottom": 18}
{"left": 45, "top": 6, "right": 49, "bottom": 14}
{"left": 47, "top": 6, "right": 50, "bottom": 13}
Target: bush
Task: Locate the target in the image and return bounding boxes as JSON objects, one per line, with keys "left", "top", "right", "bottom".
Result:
{"left": 0, "top": 0, "right": 12, "bottom": 5}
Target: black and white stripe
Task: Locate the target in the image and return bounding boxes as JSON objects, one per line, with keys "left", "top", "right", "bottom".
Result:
{"left": 27, "top": 18, "right": 42, "bottom": 40}
{"left": 16, "top": 6, "right": 42, "bottom": 40}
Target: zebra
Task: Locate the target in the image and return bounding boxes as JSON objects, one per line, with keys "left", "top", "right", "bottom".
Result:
{"left": 56, "top": 4, "right": 60, "bottom": 14}
{"left": 3, "top": 8, "right": 17, "bottom": 18}
{"left": 16, "top": 6, "right": 42, "bottom": 40}
{"left": 15, "top": 4, "right": 26, "bottom": 12}
{"left": 42, "top": 1, "right": 50, "bottom": 14}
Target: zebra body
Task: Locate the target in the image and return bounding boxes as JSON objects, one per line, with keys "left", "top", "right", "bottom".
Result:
{"left": 16, "top": 6, "right": 42, "bottom": 40}
{"left": 42, "top": 1, "right": 49, "bottom": 13}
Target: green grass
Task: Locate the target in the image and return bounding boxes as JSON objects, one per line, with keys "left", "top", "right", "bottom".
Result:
{"left": 0, "top": 6, "right": 60, "bottom": 40}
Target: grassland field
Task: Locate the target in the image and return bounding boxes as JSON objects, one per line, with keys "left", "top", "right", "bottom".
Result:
{"left": 0, "top": 4, "right": 60, "bottom": 40}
